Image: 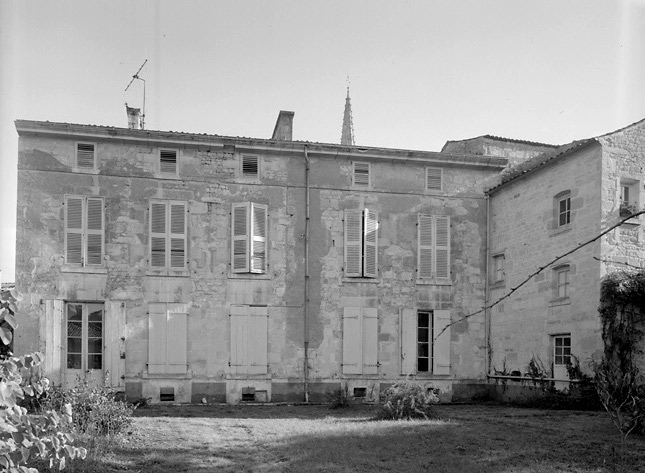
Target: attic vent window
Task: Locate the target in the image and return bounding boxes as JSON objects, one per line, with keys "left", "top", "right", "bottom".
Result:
{"left": 160, "top": 150, "right": 178, "bottom": 174}
{"left": 76, "top": 143, "right": 96, "bottom": 168}
{"left": 426, "top": 167, "right": 443, "bottom": 191}
{"left": 242, "top": 155, "right": 259, "bottom": 178}
{"left": 353, "top": 162, "right": 370, "bottom": 187}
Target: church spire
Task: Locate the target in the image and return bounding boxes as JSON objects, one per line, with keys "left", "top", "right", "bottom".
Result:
{"left": 340, "top": 84, "right": 355, "bottom": 146}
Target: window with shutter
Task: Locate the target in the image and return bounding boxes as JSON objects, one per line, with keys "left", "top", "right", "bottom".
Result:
{"left": 147, "top": 303, "right": 188, "bottom": 374}
{"left": 229, "top": 305, "right": 268, "bottom": 375}
{"left": 342, "top": 307, "right": 378, "bottom": 375}
{"left": 426, "top": 167, "right": 443, "bottom": 191}
{"left": 76, "top": 143, "right": 96, "bottom": 169}
{"left": 400, "top": 309, "right": 451, "bottom": 375}
{"left": 64, "top": 196, "right": 104, "bottom": 266}
{"left": 149, "top": 201, "right": 187, "bottom": 270}
{"left": 159, "top": 149, "right": 178, "bottom": 174}
{"left": 241, "top": 155, "right": 259, "bottom": 178}
{"left": 417, "top": 215, "right": 450, "bottom": 281}
{"left": 344, "top": 209, "right": 378, "bottom": 278}
{"left": 353, "top": 162, "right": 370, "bottom": 187}
{"left": 231, "top": 202, "right": 268, "bottom": 274}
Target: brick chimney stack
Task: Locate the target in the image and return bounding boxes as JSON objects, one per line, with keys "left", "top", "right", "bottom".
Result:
{"left": 126, "top": 105, "right": 141, "bottom": 130}
{"left": 271, "top": 111, "right": 294, "bottom": 141}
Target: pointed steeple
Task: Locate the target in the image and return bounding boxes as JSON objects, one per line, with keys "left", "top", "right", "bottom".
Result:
{"left": 340, "top": 86, "right": 355, "bottom": 146}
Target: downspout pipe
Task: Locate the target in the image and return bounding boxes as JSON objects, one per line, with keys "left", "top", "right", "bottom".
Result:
{"left": 303, "top": 146, "right": 310, "bottom": 403}
{"left": 484, "top": 193, "right": 491, "bottom": 378}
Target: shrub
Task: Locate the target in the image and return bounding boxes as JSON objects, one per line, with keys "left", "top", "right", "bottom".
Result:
{"left": 39, "top": 374, "right": 134, "bottom": 456}
{"left": 378, "top": 382, "right": 439, "bottom": 420}
{"left": 327, "top": 384, "right": 351, "bottom": 409}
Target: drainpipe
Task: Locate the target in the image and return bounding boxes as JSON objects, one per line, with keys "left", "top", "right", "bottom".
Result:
{"left": 484, "top": 193, "right": 491, "bottom": 378}
{"left": 303, "top": 146, "right": 310, "bottom": 403}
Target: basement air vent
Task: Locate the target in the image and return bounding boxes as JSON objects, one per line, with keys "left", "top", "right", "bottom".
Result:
{"left": 353, "top": 387, "right": 367, "bottom": 398}
{"left": 242, "top": 387, "right": 256, "bottom": 402}
{"left": 160, "top": 387, "right": 175, "bottom": 402}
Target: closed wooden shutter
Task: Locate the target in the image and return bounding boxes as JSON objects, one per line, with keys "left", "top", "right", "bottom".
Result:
{"left": 418, "top": 215, "right": 433, "bottom": 279}
{"left": 435, "top": 217, "right": 450, "bottom": 279}
{"left": 344, "top": 209, "right": 362, "bottom": 277}
{"left": 426, "top": 167, "right": 442, "bottom": 190}
{"left": 86, "top": 198, "right": 103, "bottom": 265}
{"left": 105, "top": 302, "right": 126, "bottom": 388}
{"left": 150, "top": 203, "right": 167, "bottom": 268}
{"left": 362, "top": 308, "right": 378, "bottom": 374}
{"left": 65, "top": 197, "right": 84, "bottom": 264}
{"left": 169, "top": 203, "right": 186, "bottom": 269}
{"left": 232, "top": 203, "right": 250, "bottom": 273}
{"left": 248, "top": 306, "right": 268, "bottom": 374}
{"left": 148, "top": 304, "right": 168, "bottom": 374}
{"left": 363, "top": 210, "right": 378, "bottom": 278}
{"left": 400, "top": 309, "right": 417, "bottom": 375}
{"left": 250, "top": 204, "right": 267, "bottom": 273}
{"left": 166, "top": 304, "right": 188, "bottom": 374}
{"left": 342, "top": 307, "right": 362, "bottom": 374}
{"left": 230, "top": 305, "right": 248, "bottom": 374}
{"left": 433, "top": 310, "right": 451, "bottom": 375}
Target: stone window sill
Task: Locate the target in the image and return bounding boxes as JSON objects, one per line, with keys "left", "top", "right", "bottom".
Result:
{"left": 342, "top": 277, "right": 378, "bottom": 284}
{"left": 549, "top": 224, "right": 572, "bottom": 237}
{"left": 490, "top": 280, "right": 505, "bottom": 289}
{"left": 61, "top": 265, "right": 107, "bottom": 274}
{"left": 549, "top": 298, "right": 571, "bottom": 307}
{"left": 146, "top": 269, "right": 190, "bottom": 278}
{"left": 416, "top": 279, "right": 452, "bottom": 286}
{"left": 228, "top": 273, "right": 271, "bottom": 280}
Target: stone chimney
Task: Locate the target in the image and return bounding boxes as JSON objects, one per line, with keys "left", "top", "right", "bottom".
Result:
{"left": 271, "top": 110, "right": 294, "bottom": 141}
{"left": 126, "top": 105, "right": 141, "bottom": 130}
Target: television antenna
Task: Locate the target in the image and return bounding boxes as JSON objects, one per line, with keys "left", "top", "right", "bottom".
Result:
{"left": 125, "top": 59, "right": 148, "bottom": 129}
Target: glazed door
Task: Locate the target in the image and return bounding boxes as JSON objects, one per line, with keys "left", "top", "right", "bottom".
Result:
{"left": 65, "top": 303, "right": 104, "bottom": 387}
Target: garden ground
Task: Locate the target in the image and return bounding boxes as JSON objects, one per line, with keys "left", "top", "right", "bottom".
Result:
{"left": 49, "top": 403, "right": 645, "bottom": 472}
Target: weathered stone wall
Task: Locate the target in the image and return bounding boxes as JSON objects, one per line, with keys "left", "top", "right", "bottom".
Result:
{"left": 488, "top": 143, "right": 604, "bottom": 377}
{"left": 15, "top": 124, "right": 502, "bottom": 403}
{"left": 442, "top": 136, "right": 556, "bottom": 167}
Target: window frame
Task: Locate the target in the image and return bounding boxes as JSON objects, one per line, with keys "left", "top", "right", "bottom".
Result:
{"left": 230, "top": 202, "right": 269, "bottom": 275}
{"left": 344, "top": 208, "right": 378, "bottom": 279}
{"left": 64, "top": 195, "right": 105, "bottom": 267}
{"left": 619, "top": 178, "right": 640, "bottom": 217}
{"left": 64, "top": 302, "right": 104, "bottom": 374}
{"left": 352, "top": 161, "right": 371, "bottom": 187}
{"left": 492, "top": 253, "right": 505, "bottom": 283}
{"left": 149, "top": 200, "right": 188, "bottom": 271}
{"left": 553, "top": 264, "right": 571, "bottom": 301}
{"left": 75, "top": 142, "right": 97, "bottom": 170}
{"left": 400, "top": 309, "right": 451, "bottom": 376}
{"left": 425, "top": 167, "right": 443, "bottom": 191}
{"left": 553, "top": 334, "right": 571, "bottom": 367}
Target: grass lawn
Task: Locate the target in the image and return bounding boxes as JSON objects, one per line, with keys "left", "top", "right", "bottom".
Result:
{"left": 50, "top": 404, "right": 645, "bottom": 472}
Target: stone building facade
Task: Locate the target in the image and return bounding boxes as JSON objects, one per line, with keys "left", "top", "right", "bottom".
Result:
{"left": 14, "top": 114, "right": 506, "bottom": 403}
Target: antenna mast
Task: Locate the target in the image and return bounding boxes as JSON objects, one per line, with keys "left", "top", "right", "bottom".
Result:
{"left": 125, "top": 59, "right": 148, "bottom": 129}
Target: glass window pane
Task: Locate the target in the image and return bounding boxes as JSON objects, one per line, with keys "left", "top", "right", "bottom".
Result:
{"left": 418, "top": 328, "right": 429, "bottom": 343}
{"left": 67, "top": 322, "right": 82, "bottom": 338}
{"left": 67, "top": 304, "right": 82, "bottom": 321}
{"left": 418, "top": 358, "right": 429, "bottom": 372}
{"left": 87, "top": 338, "right": 103, "bottom": 354}
{"left": 88, "top": 322, "right": 102, "bottom": 338}
{"left": 418, "top": 312, "right": 429, "bottom": 328}
{"left": 88, "top": 309, "right": 103, "bottom": 321}
{"left": 67, "top": 337, "right": 82, "bottom": 354}
{"left": 418, "top": 343, "right": 429, "bottom": 357}
{"left": 88, "top": 354, "right": 102, "bottom": 370}
{"left": 67, "top": 354, "right": 82, "bottom": 369}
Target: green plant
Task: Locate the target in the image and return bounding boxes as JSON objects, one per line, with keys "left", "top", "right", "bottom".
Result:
{"left": 39, "top": 373, "right": 134, "bottom": 457}
{"left": 327, "top": 384, "right": 351, "bottom": 409}
{"left": 378, "top": 381, "right": 438, "bottom": 420}
{"left": 0, "top": 288, "right": 20, "bottom": 358}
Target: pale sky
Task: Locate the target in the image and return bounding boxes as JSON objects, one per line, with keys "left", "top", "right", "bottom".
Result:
{"left": 1, "top": 0, "right": 644, "bottom": 282}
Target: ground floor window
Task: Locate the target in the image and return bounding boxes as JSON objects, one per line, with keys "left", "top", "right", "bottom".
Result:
{"left": 66, "top": 303, "right": 104, "bottom": 373}
{"left": 417, "top": 311, "right": 433, "bottom": 372}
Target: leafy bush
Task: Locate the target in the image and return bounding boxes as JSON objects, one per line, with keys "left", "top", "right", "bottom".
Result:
{"left": 39, "top": 374, "right": 134, "bottom": 456}
{"left": 326, "top": 384, "right": 351, "bottom": 409}
{"left": 378, "top": 382, "right": 439, "bottom": 420}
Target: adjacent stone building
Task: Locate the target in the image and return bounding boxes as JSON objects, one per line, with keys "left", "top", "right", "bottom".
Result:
{"left": 14, "top": 109, "right": 645, "bottom": 403}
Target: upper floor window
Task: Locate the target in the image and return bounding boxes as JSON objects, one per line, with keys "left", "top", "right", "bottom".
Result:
{"left": 426, "top": 167, "right": 443, "bottom": 191}
{"left": 417, "top": 215, "right": 450, "bottom": 281}
{"left": 344, "top": 209, "right": 378, "bottom": 278}
{"left": 558, "top": 195, "right": 571, "bottom": 227}
{"left": 620, "top": 179, "right": 640, "bottom": 217}
{"left": 492, "top": 254, "right": 505, "bottom": 283}
{"left": 64, "top": 196, "right": 104, "bottom": 266}
{"left": 555, "top": 265, "right": 570, "bottom": 299}
{"left": 231, "top": 202, "right": 268, "bottom": 274}
{"left": 76, "top": 143, "right": 96, "bottom": 169}
{"left": 150, "top": 201, "right": 187, "bottom": 270}
{"left": 352, "top": 162, "right": 370, "bottom": 187}
{"left": 159, "top": 149, "right": 178, "bottom": 175}
{"left": 241, "top": 155, "right": 259, "bottom": 179}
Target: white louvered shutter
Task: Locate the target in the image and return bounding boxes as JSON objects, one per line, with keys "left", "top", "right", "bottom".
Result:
{"left": 418, "top": 215, "right": 433, "bottom": 279}
{"left": 363, "top": 210, "right": 378, "bottom": 278}
{"left": 426, "top": 167, "right": 442, "bottom": 190}
{"left": 433, "top": 310, "right": 451, "bottom": 375}
{"left": 230, "top": 306, "right": 248, "bottom": 374}
{"left": 435, "top": 216, "right": 450, "bottom": 279}
{"left": 250, "top": 203, "right": 267, "bottom": 273}
{"left": 76, "top": 143, "right": 95, "bottom": 168}
{"left": 248, "top": 306, "right": 268, "bottom": 374}
{"left": 342, "top": 307, "right": 362, "bottom": 374}
{"left": 65, "top": 197, "right": 83, "bottom": 264}
{"left": 344, "top": 210, "right": 362, "bottom": 277}
{"left": 232, "top": 203, "right": 250, "bottom": 273}
{"left": 148, "top": 304, "right": 168, "bottom": 374}
{"left": 400, "top": 309, "right": 417, "bottom": 375}
{"left": 170, "top": 203, "right": 186, "bottom": 269}
{"left": 86, "top": 198, "right": 103, "bottom": 265}
{"left": 150, "top": 202, "right": 167, "bottom": 268}
{"left": 166, "top": 304, "right": 188, "bottom": 373}
{"left": 362, "top": 308, "right": 378, "bottom": 375}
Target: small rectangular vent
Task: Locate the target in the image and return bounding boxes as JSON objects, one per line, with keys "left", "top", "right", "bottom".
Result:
{"left": 160, "top": 150, "right": 177, "bottom": 174}
{"left": 242, "top": 386, "right": 256, "bottom": 402}
{"left": 242, "top": 155, "right": 259, "bottom": 178}
{"left": 160, "top": 387, "right": 175, "bottom": 402}
{"left": 76, "top": 143, "right": 95, "bottom": 168}
{"left": 353, "top": 387, "right": 367, "bottom": 398}
{"left": 353, "top": 162, "right": 370, "bottom": 186}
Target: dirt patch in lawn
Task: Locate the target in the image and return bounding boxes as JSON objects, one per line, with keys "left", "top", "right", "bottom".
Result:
{"left": 54, "top": 404, "right": 645, "bottom": 472}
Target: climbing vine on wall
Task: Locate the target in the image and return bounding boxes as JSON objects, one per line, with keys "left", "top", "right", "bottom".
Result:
{"left": 596, "top": 270, "right": 645, "bottom": 438}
